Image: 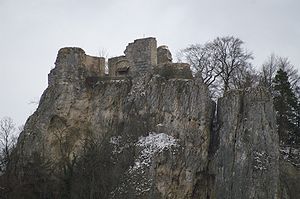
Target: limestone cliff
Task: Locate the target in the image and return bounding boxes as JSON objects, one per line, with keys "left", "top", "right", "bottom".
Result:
{"left": 210, "top": 88, "right": 279, "bottom": 198}
{"left": 10, "top": 38, "right": 300, "bottom": 199}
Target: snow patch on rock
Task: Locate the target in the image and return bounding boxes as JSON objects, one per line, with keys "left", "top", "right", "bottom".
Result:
{"left": 253, "top": 151, "right": 269, "bottom": 171}
{"left": 109, "top": 136, "right": 130, "bottom": 154}
{"left": 130, "top": 132, "right": 179, "bottom": 172}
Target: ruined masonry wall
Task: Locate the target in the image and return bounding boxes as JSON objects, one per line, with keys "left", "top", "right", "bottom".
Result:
{"left": 108, "top": 56, "right": 127, "bottom": 77}
{"left": 54, "top": 38, "right": 193, "bottom": 80}
{"left": 124, "top": 37, "right": 157, "bottom": 75}
{"left": 157, "top": 45, "right": 172, "bottom": 64}
{"left": 84, "top": 55, "right": 105, "bottom": 76}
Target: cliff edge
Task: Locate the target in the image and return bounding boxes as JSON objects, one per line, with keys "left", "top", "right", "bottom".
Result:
{"left": 7, "top": 38, "right": 299, "bottom": 199}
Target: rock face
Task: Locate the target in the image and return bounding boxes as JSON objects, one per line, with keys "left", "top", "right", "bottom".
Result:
{"left": 15, "top": 39, "right": 214, "bottom": 198}
{"left": 279, "top": 147, "right": 300, "bottom": 199}
{"left": 210, "top": 89, "right": 279, "bottom": 199}
{"left": 108, "top": 74, "right": 214, "bottom": 198}
{"left": 11, "top": 38, "right": 298, "bottom": 198}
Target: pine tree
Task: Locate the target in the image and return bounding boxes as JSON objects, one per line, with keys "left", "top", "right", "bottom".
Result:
{"left": 273, "top": 69, "right": 299, "bottom": 145}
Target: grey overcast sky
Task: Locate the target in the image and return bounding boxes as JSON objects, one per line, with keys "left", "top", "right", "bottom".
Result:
{"left": 1, "top": 0, "right": 300, "bottom": 125}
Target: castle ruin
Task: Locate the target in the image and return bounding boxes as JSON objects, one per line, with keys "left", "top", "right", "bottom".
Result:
{"left": 109, "top": 37, "right": 192, "bottom": 79}
{"left": 55, "top": 37, "right": 192, "bottom": 80}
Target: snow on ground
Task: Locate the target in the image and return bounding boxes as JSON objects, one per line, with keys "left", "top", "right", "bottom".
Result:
{"left": 129, "top": 132, "right": 178, "bottom": 172}
{"left": 110, "top": 132, "right": 179, "bottom": 197}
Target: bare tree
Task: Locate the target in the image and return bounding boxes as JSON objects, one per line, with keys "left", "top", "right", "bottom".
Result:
{"left": 178, "top": 44, "right": 221, "bottom": 87}
{"left": 50, "top": 122, "right": 78, "bottom": 199}
{"left": 232, "top": 64, "right": 259, "bottom": 89}
{"left": 0, "top": 117, "right": 17, "bottom": 173}
{"left": 72, "top": 135, "right": 112, "bottom": 199}
{"left": 259, "top": 54, "right": 300, "bottom": 93}
{"left": 260, "top": 54, "right": 278, "bottom": 92}
{"left": 208, "top": 36, "right": 253, "bottom": 92}
{"left": 179, "top": 36, "right": 253, "bottom": 98}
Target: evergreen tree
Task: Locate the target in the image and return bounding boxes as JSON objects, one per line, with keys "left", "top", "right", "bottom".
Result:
{"left": 273, "top": 69, "right": 299, "bottom": 145}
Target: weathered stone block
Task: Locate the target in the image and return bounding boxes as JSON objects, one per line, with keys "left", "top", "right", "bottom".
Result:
{"left": 155, "top": 63, "right": 193, "bottom": 79}
{"left": 157, "top": 45, "right": 172, "bottom": 64}
{"left": 84, "top": 55, "right": 105, "bottom": 76}
{"left": 108, "top": 56, "right": 129, "bottom": 77}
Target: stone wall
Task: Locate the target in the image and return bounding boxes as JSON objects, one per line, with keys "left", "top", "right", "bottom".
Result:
{"left": 50, "top": 38, "right": 192, "bottom": 80}
{"left": 108, "top": 56, "right": 128, "bottom": 77}
{"left": 49, "top": 47, "right": 106, "bottom": 86}
{"left": 84, "top": 55, "right": 105, "bottom": 76}
{"left": 157, "top": 45, "right": 172, "bottom": 64}
{"left": 155, "top": 63, "right": 193, "bottom": 79}
{"left": 124, "top": 37, "right": 157, "bottom": 76}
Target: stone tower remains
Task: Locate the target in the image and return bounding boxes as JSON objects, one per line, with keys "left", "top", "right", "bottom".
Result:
{"left": 107, "top": 37, "right": 192, "bottom": 79}
{"left": 157, "top": 45, "right": 172, "bottom": 64}
{"left": 108, "top": 55, "right": 128, "bottom": 77}
{"left": 109, "top": 37, "right": 157, "bottom": 77}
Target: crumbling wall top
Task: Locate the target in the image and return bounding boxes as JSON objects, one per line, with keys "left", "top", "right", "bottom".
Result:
{"left": 157, "top": 45, "right": 172, "bottom": 64}
{"left": 53, "top": 47, "right": 105, "bottom": 78}
{"left": 53, "top": 38, "right": 193, "bottom": 80}
{"left": 55, "top": 47, "right": 86, "bottom": 65}
{"left": 84, "top": 55, "right": 105, "bottom": 76}
{"left": 108, "top": 56, "right": 128, "bottom": 77}
{"left": 124, "top": 37, "right": 157, "bottom": 75}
